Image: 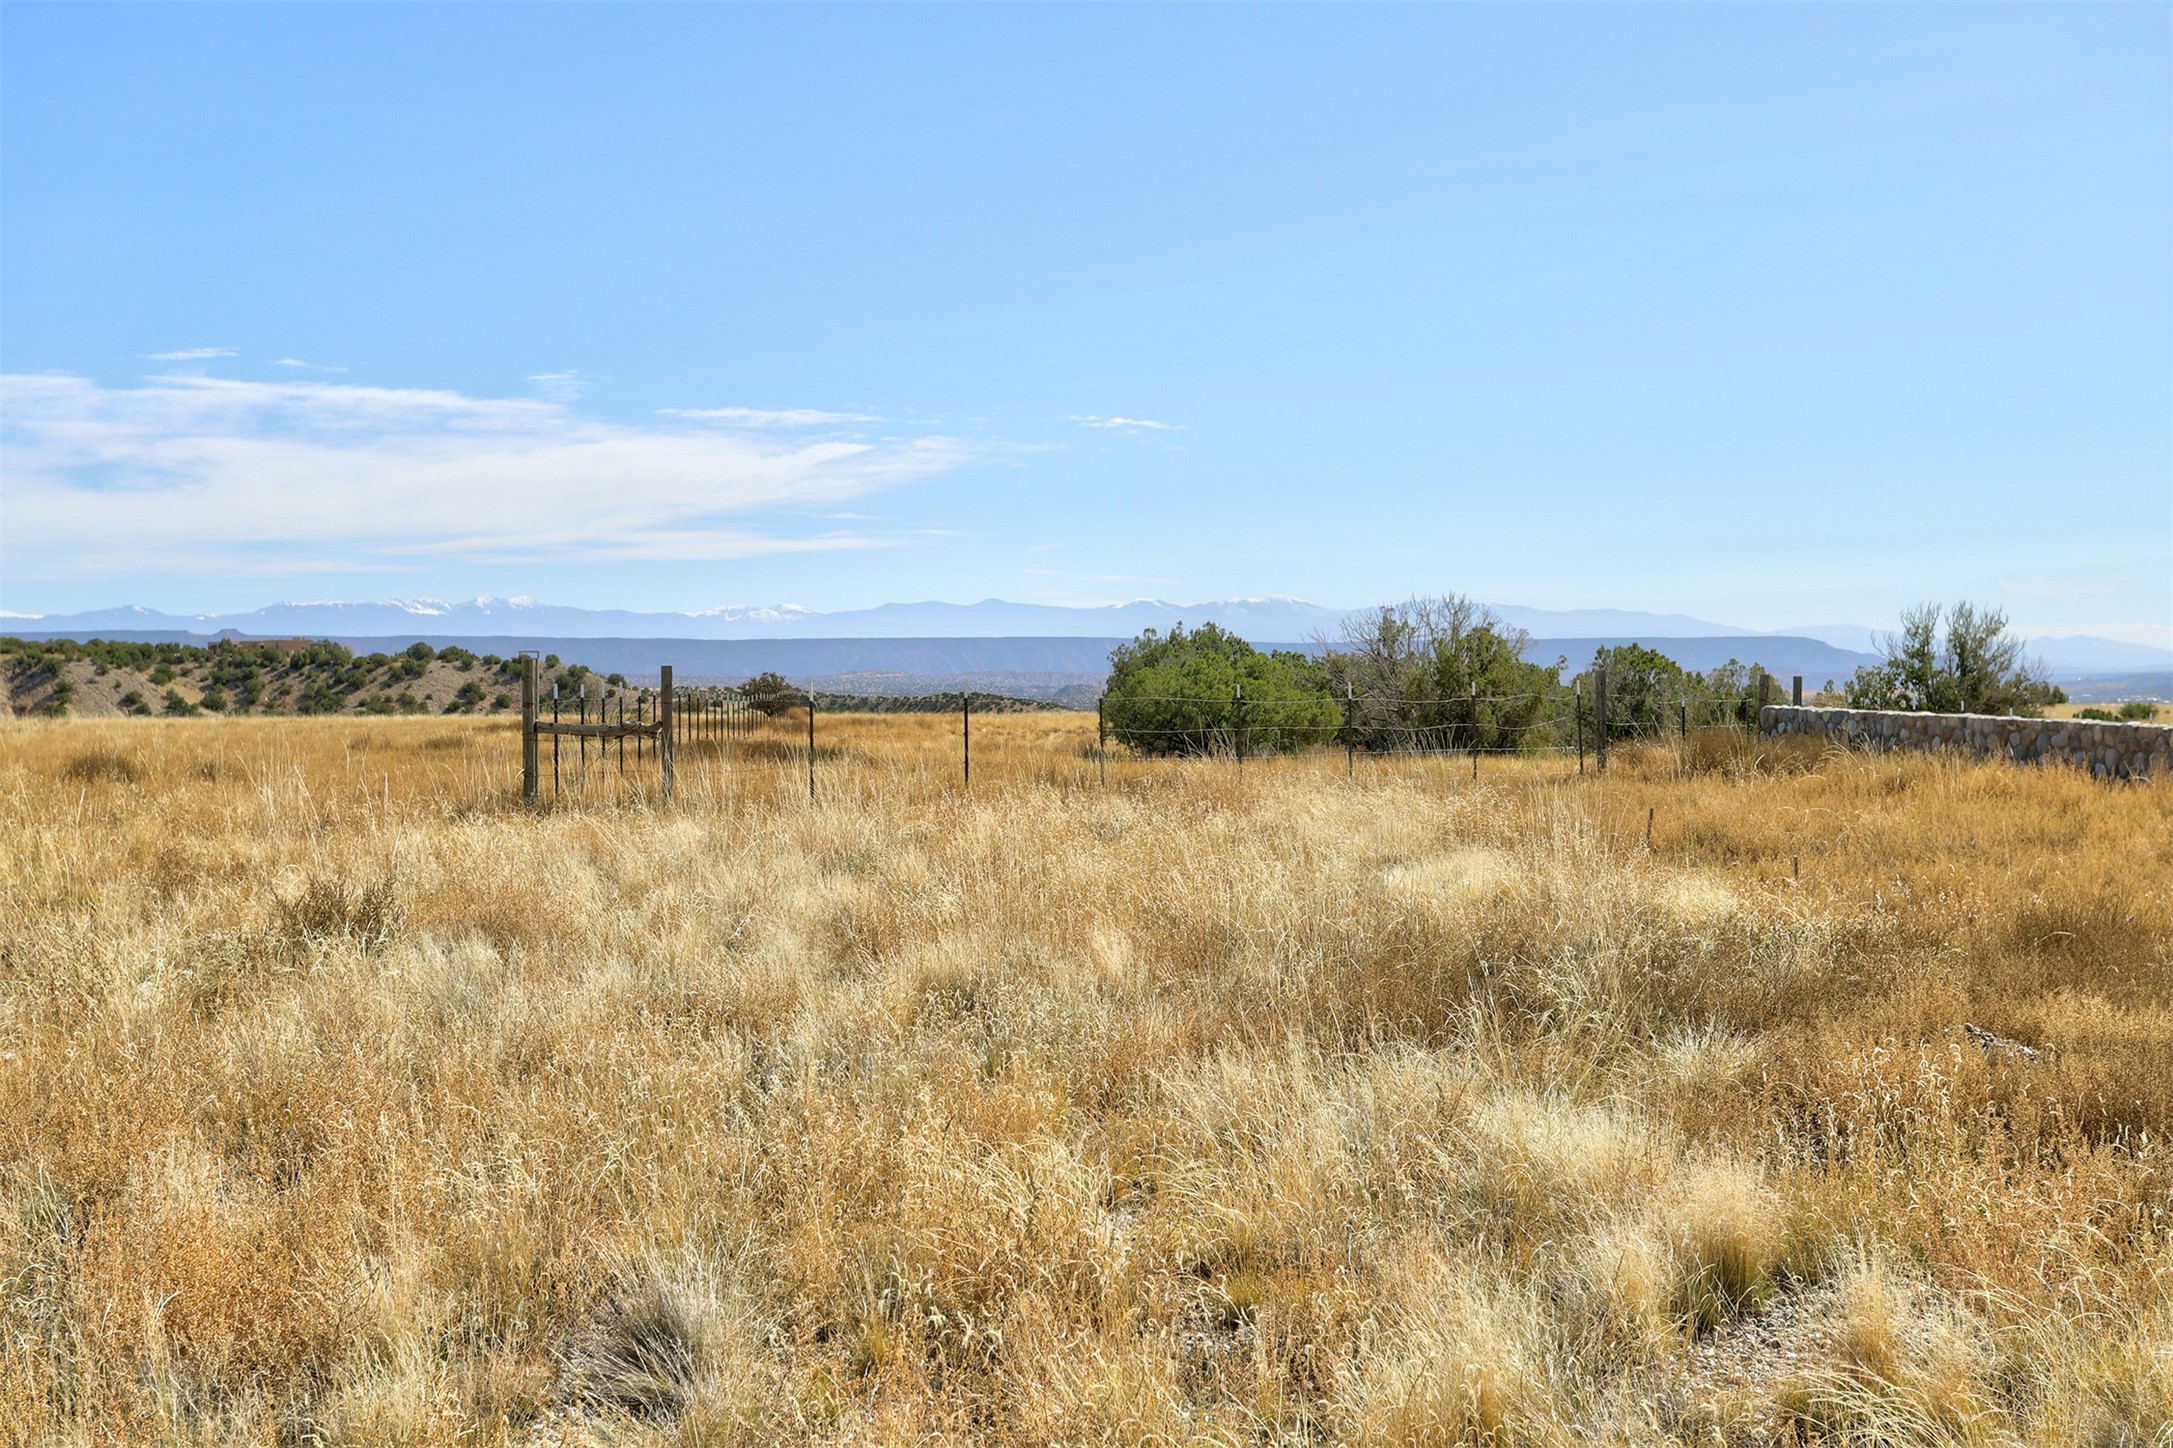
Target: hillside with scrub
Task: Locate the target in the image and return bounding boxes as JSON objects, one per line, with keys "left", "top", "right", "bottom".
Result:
{"left": 2, "top": 637, "right": 602, "bottom": 720}
{"left": 0, "top": 705, "right": 2166, "bottom": 1445}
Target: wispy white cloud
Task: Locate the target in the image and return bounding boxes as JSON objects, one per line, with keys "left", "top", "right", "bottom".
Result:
{"left": 527, "top": 370, "right": 583, "bottom": 403}
{"left": 274, "top": 357, "right": 349, "bottom": 373}
{"left": 660, "top": 406, "right": 883, "bottom": 427}
{"left": 144, "top": 347, "right": 237, "bottom": 361}
{"left": 1071, "top": 414, "right": 1182, "bottom": 432}
{"left": 0, "top": 372, "right": 979, "bottom": 578}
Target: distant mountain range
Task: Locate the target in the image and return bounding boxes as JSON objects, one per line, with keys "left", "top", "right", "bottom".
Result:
{"left": 5, "top": 596, "right": 2166, "bottom": 678}
{"left": 1, "top": 595, "right": 1763, "bottom": 642}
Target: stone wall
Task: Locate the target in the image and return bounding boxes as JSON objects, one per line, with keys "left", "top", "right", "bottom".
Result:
{"left": 1759, "top": 704, "right": 2170, "bottom": 781}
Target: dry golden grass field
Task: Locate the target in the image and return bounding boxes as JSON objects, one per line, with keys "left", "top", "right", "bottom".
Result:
{"left": 2, "top": 712, "right": 2168, "bottom": 1446}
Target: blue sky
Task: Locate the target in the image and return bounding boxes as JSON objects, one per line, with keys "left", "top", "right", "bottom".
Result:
{"left": 3, "top": 3, "right": 2168, "bottom": 640}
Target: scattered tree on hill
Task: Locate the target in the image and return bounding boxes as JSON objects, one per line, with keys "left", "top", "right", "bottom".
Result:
{"left": 1844, "top": 603, "right": 2064, "bottom": 717}
{"left": 741, "top": 672, "right": 805, "bottom": 716}
{"left": 295, "top": 679, "right": 344, "bottom": 715}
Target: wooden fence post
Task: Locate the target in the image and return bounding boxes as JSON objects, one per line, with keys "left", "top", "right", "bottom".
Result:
{"left": 659, "top": 665, "right": 674, "bottom": 803}
{"left": 1469, "top": 681, "right": 1478, "bottom": 780}
{"left": 1757, "top": 670, "right": 1772, "bottom": 722}
{"left": 520, "top": 655, "right": 538, "bottom": 802}
{"left": 962, "top": 693, "right": 970, "bottom": 787}
{"left": 1234, "top": 681, "right": 1244, "bottom": 778}
{"left": 1345, "top": 683, "right": 1355, "bottom": 781}
{"left": 1594, "top": 667, "right": 1609, "bottom": 773}
{"left": 1575, "top": 683, "right": 1584, "bottom": 774}
{"left": 807, "top": 693, "right": 816, "bottom": 802}
{"left": 1097, "top": 694, "right": 1106, "bottom": 786}
{"left": 1792, "top": 675, "right": 1803, "bottom": 706}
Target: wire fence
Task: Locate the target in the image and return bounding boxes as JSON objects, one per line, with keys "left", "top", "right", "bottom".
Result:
{"left": 1088, "top": 680, "right": 1775, "bottom": 763}
{"left": 518, "top": 661, "right": 1798, "bottom": 803}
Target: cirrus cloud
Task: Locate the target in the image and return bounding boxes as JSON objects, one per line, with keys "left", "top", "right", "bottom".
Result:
{"left": 0, "top": 372, "right": 979, "bottom": 580}
{"left": 659, "top": 406, "right": 884, "bottom": 427}
{"left": 1071, "top": 414, "right": 1182, "bottom": 432}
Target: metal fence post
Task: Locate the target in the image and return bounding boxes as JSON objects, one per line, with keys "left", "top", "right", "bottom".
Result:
{"left": 1097, "top": 694, "right": 1106, "bottom": 786}
{"left": 962, "top": 692, "right": 970, "bottom": 787}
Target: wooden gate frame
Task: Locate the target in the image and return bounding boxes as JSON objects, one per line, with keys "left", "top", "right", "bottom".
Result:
{"left": 520, "top": 656, "right": 674, "bottom": 802}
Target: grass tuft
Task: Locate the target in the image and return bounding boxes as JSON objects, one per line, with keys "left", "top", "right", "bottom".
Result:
{"left": 60, "top": 745, "right": 142, "bottom": 784}
{"left": 273, "top": 871, "right": 401, "bottom": 948}
{"left": 562, "top": 1252, "right": 761, "bottom": 1423}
